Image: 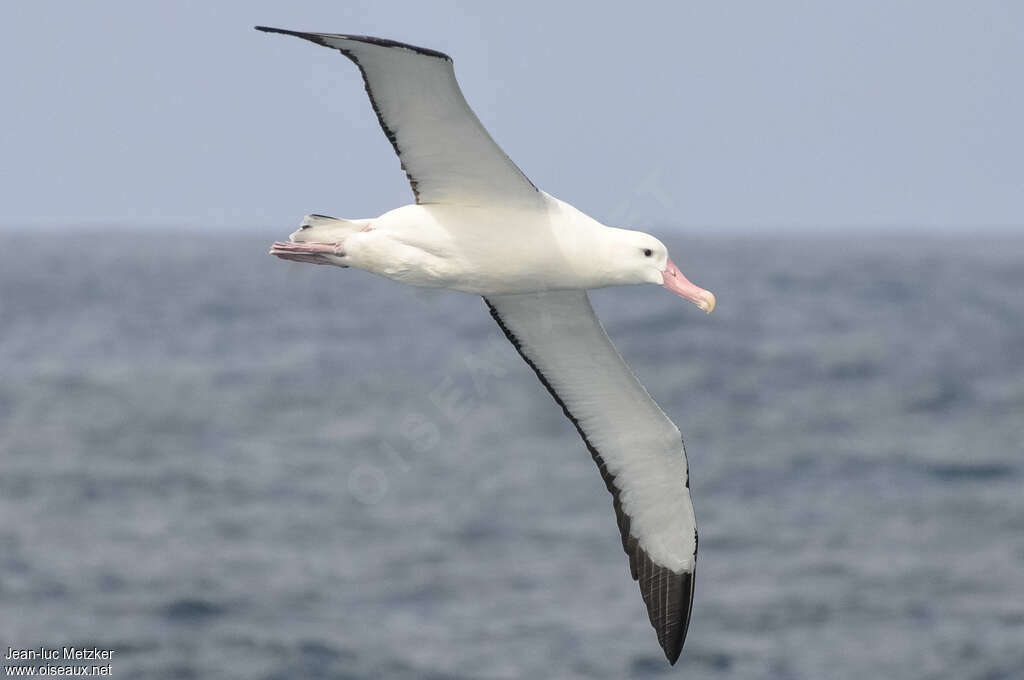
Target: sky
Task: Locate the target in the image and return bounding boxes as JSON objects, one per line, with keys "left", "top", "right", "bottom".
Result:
{"left": 2, "top": 1, "right": 1022, "bottom": 232}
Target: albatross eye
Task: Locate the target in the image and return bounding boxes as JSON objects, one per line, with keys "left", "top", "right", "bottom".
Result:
{"left": 643, "top": 248, "right": 653, "bottom": 257}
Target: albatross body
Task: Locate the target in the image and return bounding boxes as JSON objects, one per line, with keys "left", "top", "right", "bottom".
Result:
{"left": 257, "top": 26, "right": 715, "bottom": 665}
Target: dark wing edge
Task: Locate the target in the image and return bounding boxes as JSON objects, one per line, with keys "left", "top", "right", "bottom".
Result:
{"left": 255, "top": 26, "right": 452, "bottom": 61}
{"left": 255, "top": 25, "right": 437, "bottom": 202}
{"left": 254, "top": 26, "right": 539, "bottom": 205}
{"left": 484, "top": 297, "right": 696, "bottom": 664}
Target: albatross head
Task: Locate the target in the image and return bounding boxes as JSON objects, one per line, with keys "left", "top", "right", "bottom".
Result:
{"left": 607, "top": 230, "right": 716, "bottom": 314}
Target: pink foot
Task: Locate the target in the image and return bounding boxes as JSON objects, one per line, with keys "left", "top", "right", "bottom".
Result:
{"left": 271, "top": 252, "right": 335, "bottom": 265}
{"left": 269, "top": 241, "right": 344, "bottom": 257}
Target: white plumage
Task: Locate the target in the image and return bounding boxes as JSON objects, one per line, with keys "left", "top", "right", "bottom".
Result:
{"left": 257, "top": 26, "right": 714, "bottom": 664}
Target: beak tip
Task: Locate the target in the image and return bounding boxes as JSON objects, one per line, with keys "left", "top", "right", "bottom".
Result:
{"left": 699, "top": 291, "right": 716, "bottom": 314}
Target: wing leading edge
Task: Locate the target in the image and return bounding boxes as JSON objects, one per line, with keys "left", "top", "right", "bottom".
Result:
{"left": 484, "top": 291, "right": 697, "bottom": 664}
{"left": 256, "top": 27, "right": 540, "bottom": 208}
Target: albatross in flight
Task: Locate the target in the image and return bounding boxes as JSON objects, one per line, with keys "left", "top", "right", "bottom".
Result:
{"left": 257, "top": 26, "right": 715, "bottom": 665}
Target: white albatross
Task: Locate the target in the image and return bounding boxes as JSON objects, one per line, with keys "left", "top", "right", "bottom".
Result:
{"left": 257, "top": 26, "right": 715, "bottom": 665}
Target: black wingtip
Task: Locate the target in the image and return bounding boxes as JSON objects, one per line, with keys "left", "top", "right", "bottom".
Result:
{"left": 254, "top": 26, "right": 328, "bottom": 46}
{"left": 635, "top": 550, "right": 695, "bottom": 666}
{"left": 254, "top": 25, "right": 296, "bottom": 35}
{"left": 254, "top": 26, "right": 452, "bottom": 61}
{"left": 665, "top": 570, "right": 695, "bottom": 665}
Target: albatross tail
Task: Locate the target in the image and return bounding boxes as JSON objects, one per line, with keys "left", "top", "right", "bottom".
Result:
{"left": 269, "top": 214, "right": 371, "bottom": 267}
{"left": 290, "top": 213, "right": 372, "bottom": 242}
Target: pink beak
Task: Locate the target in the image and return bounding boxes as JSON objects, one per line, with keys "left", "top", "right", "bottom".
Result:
{"left": 662, "top": 258, "right": 716, "bottom": 313}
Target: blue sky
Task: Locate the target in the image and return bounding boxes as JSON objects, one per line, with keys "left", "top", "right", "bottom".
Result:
{"left": 3, "top": 1, "right": 1022, "bottom": 231}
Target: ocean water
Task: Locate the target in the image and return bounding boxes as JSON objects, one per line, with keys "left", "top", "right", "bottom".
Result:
{"left": 1, "top": 231, "right": 1022, "bottom": 679}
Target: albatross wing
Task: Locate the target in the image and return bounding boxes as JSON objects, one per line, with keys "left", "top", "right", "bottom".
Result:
{"left": 256, "top": 27, "right": 540, "bottom": 208}
{"left": 484, "top": 291, "right": 697, "bottom": 664}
